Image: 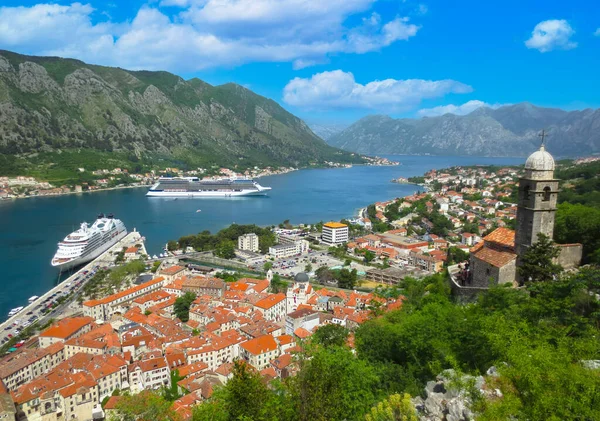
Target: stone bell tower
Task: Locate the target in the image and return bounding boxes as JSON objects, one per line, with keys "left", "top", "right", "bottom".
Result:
{"left": 514, "top": 133, "right": 559, "bottom": 259}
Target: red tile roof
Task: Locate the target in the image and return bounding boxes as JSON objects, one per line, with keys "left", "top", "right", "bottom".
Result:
{"left": 254, "top": 293, "right": 285, "bottom": 310}
{"left": 39, "top": 316, "right": 94, "bottom": 339}
{"left": 483, "top": 227, "right": 515, "bottom": 249}
{"left": 472, "top": 246, "right": 517, "bottom": 268}
{"left": 240, "top": 334, "right": 278, "bottom": 355}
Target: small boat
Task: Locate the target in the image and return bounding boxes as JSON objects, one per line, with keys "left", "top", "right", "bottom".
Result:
{"left": 28, "top": 296, "right": 39, "bottom": 303}
{"left": 8, "top": 306, "right": 24, "bottom": 317}
{"left": 196, "top": 209, "right": 202, "bottom": 213}
{"left": 152, "top": 254, "right": 158, "bottom": 259}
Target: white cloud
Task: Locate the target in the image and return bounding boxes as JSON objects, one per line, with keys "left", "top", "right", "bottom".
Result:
{"left": 418, "top": 100, "right": 507, "bottom": 117}
{"left": 282, "top": 70, "right": 472, "bottom": 110}
{"left": 595, "top": 28, "right": 600, "bottom": 36}
{"left": 525, "top": 19, "right": 577, "bottom": 52}
{"left": 0, "top": 1, "right": 421, "bottom": 72}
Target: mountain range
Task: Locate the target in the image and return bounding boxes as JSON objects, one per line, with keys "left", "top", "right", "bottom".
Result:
{"left": 327, "top": 103, "right": 600, "bottom": 157}
{"left": 0, "top": 50, "right": 359, "bottom": 174}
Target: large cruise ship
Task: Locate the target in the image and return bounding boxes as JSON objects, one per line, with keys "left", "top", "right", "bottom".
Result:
{"left": 51, "top": 214, "right": 127, "bottom": 270}
{"left": 146, "top": 177, "right": 272, "bottom": 198}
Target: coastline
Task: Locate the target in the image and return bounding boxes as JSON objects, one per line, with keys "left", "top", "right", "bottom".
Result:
{"left": 1, "top": 160, "right": 407, "bottom": 202}
{"left": 1, "top": 183, "right": 151, "bottom": 201}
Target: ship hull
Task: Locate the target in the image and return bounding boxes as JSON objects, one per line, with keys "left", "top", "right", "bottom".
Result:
{"left": 146, "top": 188, "right": 271, "bottom": 198}
{"left": 51, "top": 229, "right": 128, "bottom": 271}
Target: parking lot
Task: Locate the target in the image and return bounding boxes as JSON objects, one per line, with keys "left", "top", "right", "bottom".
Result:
{"left": 266, "top": 249, "right": 370, "bottom": 278}
{"left": 0, "top": 231, "right": 143, "bottom": 351}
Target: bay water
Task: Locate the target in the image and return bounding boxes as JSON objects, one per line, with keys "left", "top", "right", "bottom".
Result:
{"left": 0, "top": 155, "right": 524, "bottom": 317}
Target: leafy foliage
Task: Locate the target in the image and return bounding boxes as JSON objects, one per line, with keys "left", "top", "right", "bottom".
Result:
{"left": 173, "top": 292, "right": 196, "bottom": 322}
{"left": 365, "top": 393, "right": 418, "bottom": 421}
{"left": 312, "top": 324, "right": 349, "bottom": 348}
{"left": 555, "top": 203, "right": 600, "bottom": 264}
{"left": 177, "top": 224, "right": 276, "bottom": 254}
{"left": 112, "top": 391, "right": 181, "bottom": 421}
{"left": 517, "top": 233, "right": 563, "bottom": 284}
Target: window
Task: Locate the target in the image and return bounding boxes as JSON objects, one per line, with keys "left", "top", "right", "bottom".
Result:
{"left": 523, "top": 185, "right": 530, "bottom": 200}
{"left": 543, "top": 186, "right": 551, "bottom": 202}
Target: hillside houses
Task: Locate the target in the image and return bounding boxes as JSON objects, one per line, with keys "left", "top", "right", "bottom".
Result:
{"left": 1, "top": 263, "right": 403, "bottom": 420}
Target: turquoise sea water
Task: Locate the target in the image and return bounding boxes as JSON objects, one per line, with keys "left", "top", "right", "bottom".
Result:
{"left": 0, "top": 155, "right": 524, "bottom": 317}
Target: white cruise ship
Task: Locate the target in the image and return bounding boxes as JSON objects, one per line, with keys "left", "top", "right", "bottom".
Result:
{"left": 146, "top": 177, "right": 272, "bottom": 198}
{"left": 51, "top": 214, "right": 127, "bottom": 270}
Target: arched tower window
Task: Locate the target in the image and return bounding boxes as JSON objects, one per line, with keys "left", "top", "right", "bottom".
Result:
{"left": 523, "top": 185, "right": 530, "bottom": 200}
{"left": 542, "top": 186, "right": 551, "bottom": 202}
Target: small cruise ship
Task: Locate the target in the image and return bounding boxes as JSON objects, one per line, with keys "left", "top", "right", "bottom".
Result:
{"left": 51, "top": 214, "right": 127, "bottom": 270}
{"left": 146, "top": 177, "right": 272, "bottom": 198}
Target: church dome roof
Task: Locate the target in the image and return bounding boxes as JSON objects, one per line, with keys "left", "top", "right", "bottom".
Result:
{"left": 525, "top": 145, "right": 555, "bottom": 171}
{"left": 294, "top": 272, "right": 309, "bottom": 283}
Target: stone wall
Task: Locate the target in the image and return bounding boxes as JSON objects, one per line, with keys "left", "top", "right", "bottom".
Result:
{"left": 470, "top": 256, "right": 500, "bottom": 288}
{"left": 498, "top": 259, "right": 517, "bottom": 286}
{"left": 448, "top": 265, "right": 490, "bottom": 303}
{"left": 557, "top": 244, "right": 583, "bottom": 269}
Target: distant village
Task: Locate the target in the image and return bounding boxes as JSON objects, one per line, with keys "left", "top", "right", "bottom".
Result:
{"left": 0, "top": 166, "right": 296, "bottom": 200}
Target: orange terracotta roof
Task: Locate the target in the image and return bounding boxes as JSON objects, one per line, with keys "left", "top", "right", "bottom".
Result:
{"left": 163, "top": 277, "right": 185, "bottom": 291}
{"left": 104, "top": 395, "right": 122, "bottom": 410}
{"left": 39, "top": 316, "right": 94, "bottom": 339}
{"left": 160, "top": 265, "right": 185, "bottom": 275}
{"left": 483, "top": 227, "right": 515, "bottom": 249}
{"left": 260, "top": 366, "right": 277, "bottom": 379}
{"left": 252, "top": 279, "right": 270, "bottom": 293}
{"left": 83, "top": 277, "right": 164, "bottom": 307}
{"left": 254, "top": 293, "right": 285, "bottom": 310}
{"left": 240, "top": 334, "right": 278, "bottom": 355}
{"left": 271, "top": 353, "right": 293, "bottom": 370}
{"left": 228, "top": 281, "right": 250, "bottom": 292}
{"left": 294, "top": 327, "right": 312, "bottom": 339}
{"left": 472, "top": 246, "right": 517, "bottom": 268}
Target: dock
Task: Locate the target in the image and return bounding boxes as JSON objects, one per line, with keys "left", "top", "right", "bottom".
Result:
{"left": 0, "top": 231, "right": 144, "bottom": 335}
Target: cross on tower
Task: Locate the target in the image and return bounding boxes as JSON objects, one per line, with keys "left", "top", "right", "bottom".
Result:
{"left": 538, "top": 129, "right": 548, "bottom": 147}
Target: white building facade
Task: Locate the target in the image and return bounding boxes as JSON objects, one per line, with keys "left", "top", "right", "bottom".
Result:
{"left": 238, "top": 233, "right": 260, "bottom": 252}
{"left": 322, "top": 222, "right": 349, "bottom": 245}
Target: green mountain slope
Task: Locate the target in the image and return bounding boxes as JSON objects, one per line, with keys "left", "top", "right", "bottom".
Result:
{"left": 0, "top": 50, "right": 360, "bottom": 175}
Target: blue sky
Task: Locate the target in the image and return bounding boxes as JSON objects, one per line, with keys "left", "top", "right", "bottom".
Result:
{"left": 0, "top": 0, "right": 599, "bottom": 123}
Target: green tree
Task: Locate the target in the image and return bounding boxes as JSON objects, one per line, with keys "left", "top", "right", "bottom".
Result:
{"left": 555, "top": 203, "right": 600, "bottom": 264}
{"left": 112, "top": 391, "right": 180, "bottom": 421}
{"left": 364, "top": 250, "right": 376, "bottom": 263}
{"left": 167, "top": 240, "right": 178, "bottom": 252}
{"left": 337, "top": 268, "right": 358, "bottom": 289}
{"left": 517, "top": 233, "right": 563, "bottom": 284}
{"left": 173, "top": 292, "right": 196, "bottom": 322}
{"left": 263, "top": 261, "right": 273, "bottom": 272}
{"left": 215, "top": 240, "right": 236, "bottom": 259}
{"left": 161, "top": 370, "right": 184, "bottom": 402}
{"left": 446, "top": 246, "right": 469, "bottom": 266}
{"left": 194, "top": 361, "right": 273, "bottom": 421}
{"left": 270, "top": 273, "right": 288, "bottom": 293}
{"left": 365, "top": 393, "right": 418, "bottom": 421}
{"left": 288, "top": 347, "right": 380, "bottom": 421}
{"left": 304, "top": 263, "right": 313, "bottom": 273}
{"left": 312, "top": 324, "right": 349, "bottom": 348}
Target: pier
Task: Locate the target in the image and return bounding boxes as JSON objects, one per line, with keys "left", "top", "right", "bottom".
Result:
{"left": 0, "top": 231, "right": 145, "bottom": 343}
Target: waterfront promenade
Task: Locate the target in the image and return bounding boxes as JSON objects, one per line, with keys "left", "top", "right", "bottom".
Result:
{"left": 0, "top": 231, "right": 145, "bottom": 341}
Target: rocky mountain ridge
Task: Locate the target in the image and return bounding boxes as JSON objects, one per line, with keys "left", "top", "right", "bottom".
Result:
{"left": 0, "top": 50, "right": 358, "bottom": 171}
{"left": 327, "top": 103, "right": 600, "bottom": 157}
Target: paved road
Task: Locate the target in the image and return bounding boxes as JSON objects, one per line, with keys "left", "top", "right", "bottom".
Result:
{"left": 0, "top": 232, "right": 143, "bottom": 348}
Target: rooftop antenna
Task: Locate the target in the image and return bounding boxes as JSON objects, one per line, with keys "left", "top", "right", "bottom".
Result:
{"left": 538, "top": 129, "right": 548, "bottom": 148}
